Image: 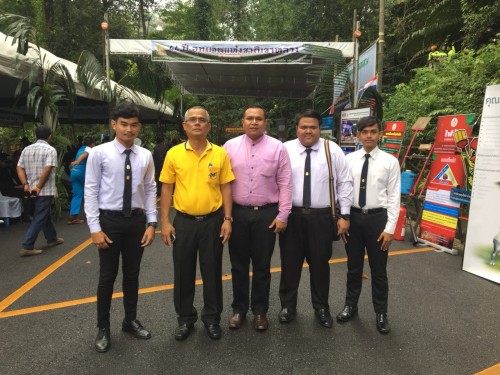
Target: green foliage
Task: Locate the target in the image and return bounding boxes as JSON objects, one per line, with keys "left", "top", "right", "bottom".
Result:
{"left": 384, "top": 40, "right": 500, "bottom": 144}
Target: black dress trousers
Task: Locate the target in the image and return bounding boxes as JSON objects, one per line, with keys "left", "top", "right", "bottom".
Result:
{"left": 97, "top": 213, "right": 146, "bottom": 328}
{"left": 345, "top": 210, "right": 389, "bottom": 313}
{"left": 229, "top": 204, "right": 278, "bottom": 315}
{"left": 172, "top": 213, "right": 224, "bottom": 325}
{"left": 278, "top": 210, "right": 334, "bottom": 310}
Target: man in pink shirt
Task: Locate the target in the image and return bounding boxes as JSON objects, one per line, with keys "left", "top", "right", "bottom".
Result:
{"left": 223, "top": 104, "right": 292, "bottom": 331}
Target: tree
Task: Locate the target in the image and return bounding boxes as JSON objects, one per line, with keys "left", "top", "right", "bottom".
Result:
{"left": 0, "top": 14, "right": 76, "bottom": 130}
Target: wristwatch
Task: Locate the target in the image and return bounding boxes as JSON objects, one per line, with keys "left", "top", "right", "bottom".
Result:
{"left": 224, "top": 217, "right": 233, "bottom": 223}
{"left": 147, "top": 222, "right": 158, "bottom": 228}
{"left": 340, "top": 214, "right": 350, "bottom": 221}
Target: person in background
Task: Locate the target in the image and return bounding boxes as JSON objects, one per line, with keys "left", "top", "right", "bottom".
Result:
{"left": 336, "top": 116, "right": 400, "bottom": 334}
{"left": 16, "top": 126, "right": 64, "bottom": 257}
{"left": 0, "top": 153, "right": 32, "bottom": 221}
{"left": 67, "top": 137, "right": 95, "bottom": 224}
{"left": 85, "top": 102, "right": 157, "bottom": 353}
{"left": 152, "top": 134, "right": 169, "bottom": 197}
{"left": 223, "top": 104, "right": 292, "bottom": 331}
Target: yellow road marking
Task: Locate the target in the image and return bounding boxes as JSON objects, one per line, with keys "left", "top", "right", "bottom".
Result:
{"left": 0, "top": 238, "right": 92, "bottom": 313}
{"left": 0, "top": 247, "right": 433, "bottom": 319}
{"left": 475, "top": 363, "right": 500, "bottom": 375}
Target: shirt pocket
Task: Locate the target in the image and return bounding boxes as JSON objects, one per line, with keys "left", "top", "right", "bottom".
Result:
{"left": 260, "top": 158, "right": 278, "bottom": 178}
{"left": 206, "top": 164, "right": 221, "bottom": 185}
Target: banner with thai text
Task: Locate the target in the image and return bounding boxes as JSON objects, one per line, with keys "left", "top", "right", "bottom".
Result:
{"left": 151, "top": 41, "right": 311, "bottom": 63}
{"left": 380, "top": 121, "right": 406, "bottom": 158}
{"left": 463, "top": 85, "right": 500, "bottom": 283}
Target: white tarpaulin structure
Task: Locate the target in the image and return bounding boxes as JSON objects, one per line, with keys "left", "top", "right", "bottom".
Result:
{"left": 0, "top": 32, "right": 173, "bottom": 125}
{"left": 110, "top": 40, "right": 354, "bottom": 99}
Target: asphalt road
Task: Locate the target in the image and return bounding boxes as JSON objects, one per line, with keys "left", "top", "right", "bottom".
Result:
{"left": 0, "top": 212, "right": 498, "bottom": 375}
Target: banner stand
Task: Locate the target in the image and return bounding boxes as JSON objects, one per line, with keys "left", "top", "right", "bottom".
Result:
{"left": 417, "top": 238, "right": 458, "bottom": 255}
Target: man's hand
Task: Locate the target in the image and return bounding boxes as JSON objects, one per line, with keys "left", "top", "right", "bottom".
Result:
{"left": 91, "top": 231, "right": 113, "bottom": 249}
{"left": 337, "top": 218, "right": 350, "bottom": 244}
{"left": 269, "top": 218, "right": 287, "bottom": 233}
{"left": 141, "top": 226, "right": 156, "bottom": 247}
{"left": 161, "top": 222, "right": 176, "bottom": 247}
{"left": 220, "top": 220, "right": 232, "bottom": 244}
{"left": 377, "top": 231, "right": 393, "bottom": 251}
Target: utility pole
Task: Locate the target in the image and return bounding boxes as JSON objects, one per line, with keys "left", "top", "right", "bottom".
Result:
{"left": 101, "top": 12, "right": 113, "bottom": 135}
{"left": 377, "top": 0, "right": 385, "bottom": 93}
{"left": 353, "top": 20, "right": 361, "bottom": 108}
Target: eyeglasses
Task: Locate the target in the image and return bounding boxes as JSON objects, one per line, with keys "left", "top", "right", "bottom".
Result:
{"left": 186, "top": 117, "right": 208, "bottom": 124}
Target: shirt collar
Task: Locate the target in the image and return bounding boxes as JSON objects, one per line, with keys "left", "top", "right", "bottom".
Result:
{"left": 362, "top": 146, "right": 379, "bottom": 159}
{"left": 243, "top": 134, "right": 265, "bottom": 145}
{"left": 113, "top": 139, "right": 137, "bottom": 154}
{"left": 184, "top": 140, "right": 212, "bottom": 152}
{"left": 297, "top": 138, "right": 321, "bottom": 154}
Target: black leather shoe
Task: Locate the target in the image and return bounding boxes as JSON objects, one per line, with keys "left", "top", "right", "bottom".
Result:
{"left": 315, "top": 308, "right": 333, "bottom": 328}
{"left": 376, "top": 313, "right": 391, "bottom": 334}
{"left": 278, "top": 307, "right": 296, "bottom": 323}
{"left": 336, "top": 305, "right": 358, "bottom": 322}
{"left": 205, "top": 324, "right": 222, "bottom": 339}
{"left": 175, "top": 323, "right": 194, "bottom": 341}
{"left": 122, "top": 319, "right": 151, "bottom": 339}
{"left": 95, "top": 327, "right": 111, "bottom": 353}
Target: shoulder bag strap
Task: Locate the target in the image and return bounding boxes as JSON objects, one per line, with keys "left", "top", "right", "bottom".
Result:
{"left": 324, "top": 139, "right": 337, "bottom": 217}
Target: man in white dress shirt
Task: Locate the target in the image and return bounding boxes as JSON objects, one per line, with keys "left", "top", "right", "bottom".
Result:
{"left": 85, "top": 102, "right": 157, "bottom": 352}
{"left": 278, "top": 109, "right": 353, "bottom": 328}
{"left": 336, "top": 116, "right": 401, "bottom": 334}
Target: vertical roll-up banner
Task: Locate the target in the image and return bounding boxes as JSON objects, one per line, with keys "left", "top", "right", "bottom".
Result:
{"left": 463, "top": 85, "right": 500, "bottom": 283}
{"left": 418, "top": 114, "right": 475, "bottom": 250}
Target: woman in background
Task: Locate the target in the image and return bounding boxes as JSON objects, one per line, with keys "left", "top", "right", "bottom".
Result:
{"left": 68, "top": 137, "right": 95, "bottom": 224}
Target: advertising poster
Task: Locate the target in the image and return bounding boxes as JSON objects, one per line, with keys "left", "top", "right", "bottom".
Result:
{"left": 418, "top": 115, "right": 472, "bottom": 250}
{"left": 463, "top": 85, "right": 500, "bottom": 283}
{"left": 380, "top": 121, "right": 406, "bottom": 158}
{"left": 340, "top": 108, "right": 371, "bottom": 145}
{"left": 433, "top": 114, "right": 474, "bottom": 154}
{"left": 321, "top": 116, "right": 334, "bottom": 139}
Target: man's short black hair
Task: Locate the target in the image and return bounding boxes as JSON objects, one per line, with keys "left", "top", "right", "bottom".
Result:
{"left": 112, "top": 102, "right": 141, "bottom": 121}
{"left": 295, "top": 109, "right": 322, "bottom": 126}
{"left": 242, "top": 104, "right": 266, "bottom": 119}
{"left": 84, "top": 136, "right": 95, "bottom": 146}
{"left": 356, "top": 116, "right": 381, "bottom": 132}
{"left": 35, "top": 126, "right": 52, "bottom": 140}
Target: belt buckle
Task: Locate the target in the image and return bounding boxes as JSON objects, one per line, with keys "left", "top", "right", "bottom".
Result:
{"left": 253, "top": 206, "right": 258, "bottom": 210}
{"left": 303, "top": 208, "right": 311, "bottom": 214}
{"left": 194, "top": 216, "right": 204, "bottom": 222}
{"left": 361, "top": 208, "right": 369, "bottom": 214}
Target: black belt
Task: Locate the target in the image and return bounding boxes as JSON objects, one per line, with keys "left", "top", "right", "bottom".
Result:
{"left": 292, "top": 207, "right": 331, "bottom": 215}
{"left": 99, "top": 208, "right": 144, "bottom": 217}
{"left": 234, "top": 203, "right": 278, "bottom": 210}
{"left": 351, "top": 207, "right": 387, "bottom": 214}
{"left": 176, "top": 209, "right": 221, "bottom": 222}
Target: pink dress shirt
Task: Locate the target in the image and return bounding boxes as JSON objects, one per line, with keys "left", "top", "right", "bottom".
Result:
{"left": 223, "top": 134, "right": 292, "bottom": 222}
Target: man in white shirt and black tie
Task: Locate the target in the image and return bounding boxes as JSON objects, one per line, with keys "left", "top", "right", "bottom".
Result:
{"left": 279, "top": 109, "right": 353, "bottom": 328}
{"left": 336, "top": 116, "right": 401, "bottom": 334}
{"left": 85, "top": 102, "right": 157, "bottom": 352}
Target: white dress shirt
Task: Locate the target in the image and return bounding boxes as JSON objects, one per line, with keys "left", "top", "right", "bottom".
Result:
{"left": 284, "top": 138, "right": 353, "bottom": 214}
{"left": 346, "top": 146, "right": 401, "bottom": 234}
{"left": 84, "top": 139, "right": 157, "bottom": 233}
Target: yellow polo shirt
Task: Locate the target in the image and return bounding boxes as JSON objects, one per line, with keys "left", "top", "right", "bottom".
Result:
{"left": 159, "top": 141, "right": 235, "bottom": 215}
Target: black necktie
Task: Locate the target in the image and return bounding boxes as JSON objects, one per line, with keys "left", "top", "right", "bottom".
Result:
{"left": 359, "top": 153, "right": 370, "bottom": 208}
{"left": 303, "top": 148, "right": 312, "bottom": 208}
{"left": 123, "top": 149, "right": 132, "bottom": 217}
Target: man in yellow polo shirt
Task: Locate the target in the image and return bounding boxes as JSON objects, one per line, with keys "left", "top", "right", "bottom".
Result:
{"left": 160, "top": 106, "right": 234, "bottom": 341}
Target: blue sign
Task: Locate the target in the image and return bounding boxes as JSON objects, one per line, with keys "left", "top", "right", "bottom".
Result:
{"left": 321, "top": 116, "right": 334, "bottom": 130}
